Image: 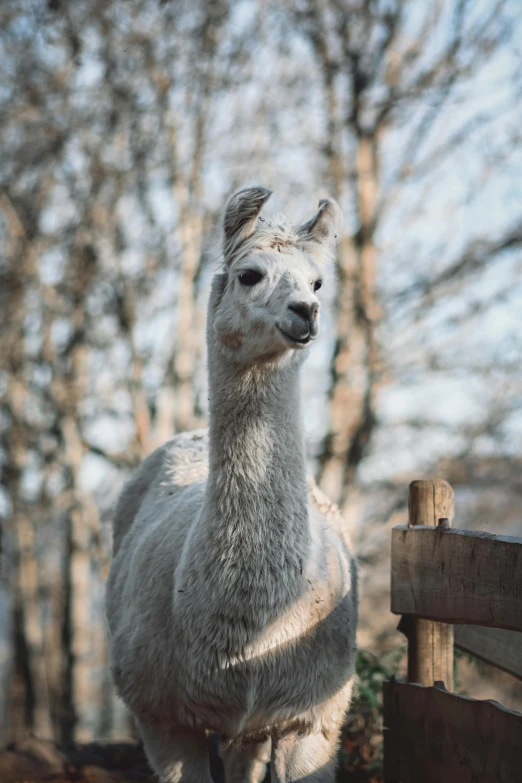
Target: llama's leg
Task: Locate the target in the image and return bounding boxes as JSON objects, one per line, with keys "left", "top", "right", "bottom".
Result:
{"left": 138, "top": 721, "right": 213, "bottom": 783}
{"left": 270, "top": 730, "right": 339, "bottom": 783}
{"left": 221, "top": 738, "right": 271, "bottom": 783}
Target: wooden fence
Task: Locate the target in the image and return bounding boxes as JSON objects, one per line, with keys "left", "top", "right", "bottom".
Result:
{"left": 383, "top": 479, "right": 522, "bottom": 783}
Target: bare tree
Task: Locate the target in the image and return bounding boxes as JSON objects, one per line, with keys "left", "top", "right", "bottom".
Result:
{"left": 1, "top": 0, "right": 521, "bottom": 745}
{"left": 289, "top": 0, "right": 521, "bottom": 516}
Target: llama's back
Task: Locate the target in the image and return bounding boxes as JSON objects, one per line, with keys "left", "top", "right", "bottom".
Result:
{"left": 112, "top": 429, "right": 209, "bottom": 555}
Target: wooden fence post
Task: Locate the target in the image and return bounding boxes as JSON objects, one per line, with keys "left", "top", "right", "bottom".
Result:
{"left": 401, "top": 479, "right": 455, "bottom": 690}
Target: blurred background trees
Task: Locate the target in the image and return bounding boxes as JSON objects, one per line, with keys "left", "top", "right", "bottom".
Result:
{"left": 1, "top": 0, "right": 521, "bottom": 750}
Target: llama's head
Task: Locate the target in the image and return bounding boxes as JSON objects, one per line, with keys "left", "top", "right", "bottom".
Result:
{"left": 209, "top": 186, "right": 341, "bottom": 365}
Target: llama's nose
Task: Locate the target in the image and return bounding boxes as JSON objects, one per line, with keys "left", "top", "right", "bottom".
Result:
{"left": 288, "top": 301, "right": 319, "bottom": 325}
{"left": 286, "top": 300, "right": 319, "bottom": 340}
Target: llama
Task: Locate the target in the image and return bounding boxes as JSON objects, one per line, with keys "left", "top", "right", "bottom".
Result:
{"left": 105, "top": 187, "right": 358, "bottom": 783}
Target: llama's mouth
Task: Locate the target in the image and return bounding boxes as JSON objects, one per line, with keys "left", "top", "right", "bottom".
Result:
{"left": 276, "top": 326, "right": 313, "bottom": 347}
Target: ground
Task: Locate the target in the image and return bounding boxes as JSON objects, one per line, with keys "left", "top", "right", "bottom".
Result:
{"left": 0, "top": 738, "right": 154, "bottom": 783}
{"left": 0, "top": 735, "right": 384, "bottom": 783}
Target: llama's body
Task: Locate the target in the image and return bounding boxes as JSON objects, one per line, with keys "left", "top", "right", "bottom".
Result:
{"left": 106, "top": 188, "right": 358, "bottom": 782}
{"left": 107, "top": 432, "right": 356, "bottom": 739}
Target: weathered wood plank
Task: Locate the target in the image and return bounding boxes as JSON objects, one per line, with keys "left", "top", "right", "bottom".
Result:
{"left": 383, "top": 680, "right": 522, "bottom": 783}
{"left": 455, "top": 624, "right": 522, "bottom": 680}
{"left": 391, "top": 525, "right": 522, "bottom": 631}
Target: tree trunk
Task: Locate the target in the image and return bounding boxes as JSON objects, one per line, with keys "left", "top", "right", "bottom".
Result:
{"left": 57, "top": 262, "right": 100, "bottom": 741}
{"left": 1, "top": 198, "right": 53, "bottom": 740}
{"left": 319, "top": 133, "right": 381, "bottom": 513}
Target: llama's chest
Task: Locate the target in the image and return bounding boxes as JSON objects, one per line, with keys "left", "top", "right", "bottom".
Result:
{"left": 111, "top": 494, "right": 357, "bottom": 736}
{"left": 161, "top": 564, "right": 357, "bottom": 735}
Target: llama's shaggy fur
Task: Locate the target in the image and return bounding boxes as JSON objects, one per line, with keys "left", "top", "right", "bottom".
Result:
{"left": 106, "top": 187, "right": 358, "bottom": 782}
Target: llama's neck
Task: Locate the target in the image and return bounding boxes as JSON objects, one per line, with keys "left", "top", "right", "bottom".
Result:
{"left": 201, "top": 347, "right": 310, "bottom": 618}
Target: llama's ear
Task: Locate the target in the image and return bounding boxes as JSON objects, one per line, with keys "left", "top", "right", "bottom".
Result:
{"left": 223, "top": 186, "right": 272, "bottom": 259}
{"left": 296, "top": 198, "right": 342, "bottom": 249}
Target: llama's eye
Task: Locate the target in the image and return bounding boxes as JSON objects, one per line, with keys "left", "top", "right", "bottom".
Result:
{"left": 239, "top": 270, "right": 264, "bottom": 286}
{"left": 313, "top": 280, "right": 323, "bottom": 292}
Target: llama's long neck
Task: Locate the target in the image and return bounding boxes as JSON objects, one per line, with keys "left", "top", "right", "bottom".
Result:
{"left": 200, "top": 344, "right": 310, "bottom": 622}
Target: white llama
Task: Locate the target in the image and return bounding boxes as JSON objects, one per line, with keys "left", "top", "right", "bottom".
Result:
{"left": 106, "top": 187, "right": 358, "bottom": 783}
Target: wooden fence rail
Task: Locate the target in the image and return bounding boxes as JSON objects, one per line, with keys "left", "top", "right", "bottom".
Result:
{"left": 454, "top": 625, "right": 522, "bottom": 680}
{"left": 391, "top": 525, "right": 522, "bottom": 631}
{"left": 383, "top": 478, "right": 522, "bottom": 783}
{"left": 383, "top": 680, "right": 522, "bottom": 783}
